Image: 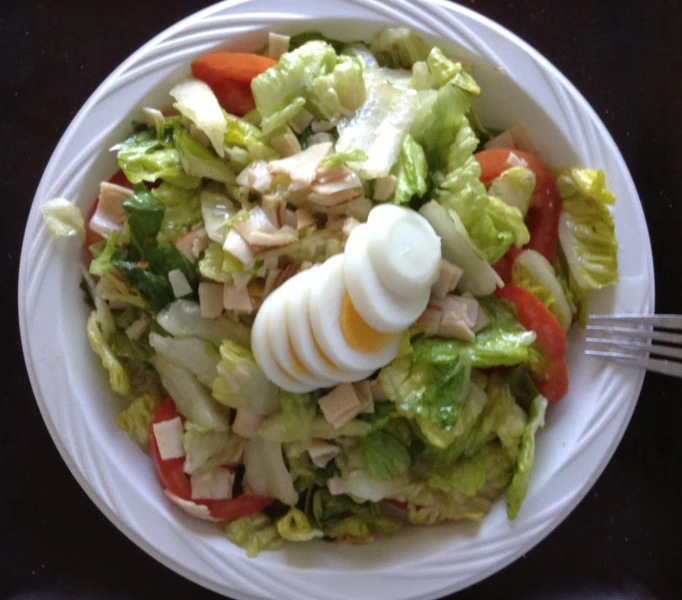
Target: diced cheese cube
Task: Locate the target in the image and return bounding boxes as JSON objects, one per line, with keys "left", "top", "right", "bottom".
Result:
{"left": 152, "top": 417, "right": 185, "bottom": 460}
{"left": 190, "top": 469, "right": 235, "bottom": 500}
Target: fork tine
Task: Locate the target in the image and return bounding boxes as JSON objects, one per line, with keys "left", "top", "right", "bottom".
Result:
{"left": 586, "top": 337, "right": 682, "bottom": 360}
{"left": 584, "top": 350, "right": 682, "bottom": 378}
{"left": 587, "top": 314, "right": 682, "bottom": 329}
{"left": 585, "top": 326, "right": 682, "bottom": 345}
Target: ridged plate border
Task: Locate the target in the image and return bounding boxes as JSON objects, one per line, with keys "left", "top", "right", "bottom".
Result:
{"left": 18, "top": 1, "right": 654, "bottom": 599}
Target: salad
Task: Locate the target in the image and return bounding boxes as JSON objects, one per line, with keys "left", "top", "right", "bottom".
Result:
{"left": 41, "top": 27, "right": 619, "bottom": 556}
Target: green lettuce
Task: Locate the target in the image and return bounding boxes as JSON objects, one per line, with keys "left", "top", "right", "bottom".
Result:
{"left": 258, "top": 414, "right": 371, "bottom": 443}
{"left": 390, "top": 134, "right": 428, "bottom": 205}
{"left": 148, "top": 332, "right": 218, "bottom": 387}
{"left": 172, "top": 126, "right": 236, "bottom": 184}
{"left": 359, "top": 429, "right": 411, "bottom": 481}
{"left": 369, "top": 28, "right": 431, "bottom": 68}
{"left": 117, "top": 126, "right": 201, "bottom": 189}
{"left": 488, "top": 166, "right": 536, "bottom": 217}
{"left": 280, "top": 391, "right": 317, "bottom": 440}
{"left": 123, "top": 183, "right": 166, "bottom": 244}
{"left": 217, "top": 513, "right": 282, "bottom": 558}
{"left": 115, "top": 390, "right": 162, "bottom": 447}
{"left": 557, "top": 168, "right": 619, "bottom": 323}
{"left": 152, "top": 183, "right": 202, "bottom": 244}
{"left": 426, "top": 47, "right": 480, "bottom": 94}
{"left": 285, "top": 443, "right": 337, "bottom": 492}
{"left": 251, "top": 40, "right": 337, "bottom": 134}
{"left": 198, "top": 241, "right": 243, "bottom": 283}
{"left": 182, "top": 422, "right": 244, "bottom": 475}
{"left": 89, "top": 231, "right": 119, "bottom": 276}
{"left": 212, "top": 340, "right": 280, "bottom": 415}
{"left": 310, "top": 489, "right": 401, "bottom": 540}
{"left": 40, "top": 198, "right": 85, "bottom": 242}
{"left": 289, "top": 31, "right": 345, "bottom": 54}
{"left": 276, "top": 507, "right": 324, "bottom": 542}
{"left": 308, "top": 55, "right": 367, "bottom": 120}
{"left": 322, "top": 148, "right": 368, "bottom": 168}
{"left": 223, "top": 111, "right": 277, "bottom": 163}
{"left": 243, "top": 438, "right": 298, "bottom": 505}
{"left": 86, "top": 309, "right": 130, "bottom": 395}
{"left": 378, "top": 352, "right": 471, "bottom": 448}
{"left": 507, "top": 394, "right": 547, "bottom": 518}
{"left": 413, "top": 297, "right": 540, "bottom": 368}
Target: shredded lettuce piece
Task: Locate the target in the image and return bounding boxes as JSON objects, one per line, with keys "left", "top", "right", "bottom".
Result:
{"left": 88, "top": 231, "right": 118, "bottom": 276}
{"left": 182, "top": 422, "right": 245, "bottom": 475}
{"left": 507, "top": 394, "right": 547, "bottom": 518}
{"left": 148, "top": 332, "right": 218, "bottom": 387}
{"left": 115, "top": 390, "right": 162, "bottom": 448}
{"left": 243, "top": 438, "right": 298, "bottom": 505}
{"left": 390, "top": 134, "right": 428, "bottom": 205}
{"left": 425, "top": 47, "right": 480, "bottom": 94}
{"left": 359, "top": 429, "right": 411, "bottom": 481}
{"left": 212, "top": 340, "right": 280, "bottom": 415}
{"left": 412, "top": 297, "right": 540, "bottom": 368}
{"left": 87, "top": 309, "right": 130, "bottom": 395}
{"left": 308, "top": 55, "right": 367, "bottom": 120}
{"left": 557, "top": 168, "right": 619, "bottom": 323}
{"left": 369, "top": 28, "right": 431, "bottom": 68}
{"left": 173, "top": 126, "right": 235, "bottom": 184}
{"left": 217, "top": 513, "right": 282, "bottom": 558}
{"left": 276, "top": 507, "right": 324, "bottom": 542}
{"left": 41, "top": 198, "right": 85, "bottom": 242}
{"left": 152, "top": 183, "right": 202, "bottom": 244}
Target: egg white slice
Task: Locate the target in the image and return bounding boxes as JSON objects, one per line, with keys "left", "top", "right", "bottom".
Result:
{"left": 251, "top": 295, "right": 319, "bottom": 393}
{"left": 344, "top": 223, "right": 430, "bottom": 333}
{"left": 309, "top": 254, "right": 401, "bottom": 371}
{"left": 266, "top": 276, "right": 337, "bottom": 389}
{"left": 366, "top": 204, "right": 441, "bottom": 298}
{"left": 286, "top": 267, "right": 375, "bottom": 383}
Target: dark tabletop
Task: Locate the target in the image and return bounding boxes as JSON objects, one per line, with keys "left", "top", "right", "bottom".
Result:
{"left": 2, "top": 1, "right": 682, "bottom": 599}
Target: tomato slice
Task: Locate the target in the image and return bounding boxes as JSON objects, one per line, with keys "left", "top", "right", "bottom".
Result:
{"left": 149, "top": 397, "right": 274, "bottom": 519}
{"left": 191, "top": 53, "right": 278, "bottom": 116}
{"left": 495, "top": 284, "right": 567, "bottom": 359}
{"left": 475, "top": 148, "right": 562, "bottom": 261}
{"left": 492, "top": 256, "right": 513, "bottom": 283}
{"left": 495, "top": 284, "right": 569, "bottom": 402}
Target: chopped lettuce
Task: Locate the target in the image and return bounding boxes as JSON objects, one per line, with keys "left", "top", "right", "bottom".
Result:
{"left": 217, "top": 513, "right": 283, "bottom": 558}
{"left": 243, "top": 438, "right": 298, "bottom": 505}
{"left": 212, "top": 340, "right": 280, "bottom": 415}
{"left": 289, "top": 31, "right": 345, "bottom": 54}
{"left": 426, "top": 47, "right": 480, "bottom": 94}
{"left": 369, "top": 28, "right": 431, "bottom": 69}
{"left": 359, "top": 429, "right": 411, "bottom": 481}
{"left": 148, "top": 332, "right": 218, "bottom": 387}
{"left": 276, "top": 507, "right": 324, "bottom": 542}
{"left": 93, "top": 272, "right": 147, "bottom": 309}
{"left": 488, "top": 166, "right": 536, "bottom": 217}
{"left": 115, "top": 390, "right": 162, "bottom": 447}
{"left": 413, "top": 297, "right": 540, "bottom": 368}
{"left": 308, "top": 55, "right": 367, "bottom": 120}
{"left": 182, "top": 422, "right": 244, "bottom": 475}
{"left": 258, "top": 413, "right": 371, "bottom": 443}
{"left": 390, "top": 134, "right": 428, "bottom": 205}
{"left": 280, "top": 391, "right": 316, "bottom": 440}
{"left": 40, "top": 198, "right": 85, "bottom": 242}
{"left": 507, "top": 394, "right": 547, "bottom": 518}
{"left": 200, "top": 186, "right": 238, "bottom": 244}
{"left": 557, "top": 168, "right": 619, "bottom": 323}
{"left": 169, "top": 79, "right": 227, "bottom": 157}
{"left": 123, "top": 183, "right": 166, "bottom": 244}
{"left": 378, "top": 352, "right": 471, "bottom": 448}
{"left": 251, "top": 40, "right": 337, "bottom": 134}
{"left": 151, "top": 354, "right": 230, "bottom": 429}
{"left": 335, "top": 68, "right": 421, "bottom": 178}
{"left": 223, "top": 112, "right": 277, "bottom": 163}
{"left": 173, "top": 126, "right": 235, "bottom": 184}
{"left": 117, "top": 126, "right": 201, "bottom": 189}
{"left": 89, "top": 231, "right": 119, "bottom": 276}
{"left": 156, "top": 299, "right": 250, "bottom": 347}
{"left": 197, "top": 241, "right": 244, "bottom": 283}
{"left": 87, "top": 309, "right": 130, "bottom": 395}
{"left": 311, "top": 489, "right": 401, "bottom": 540}
{"left": 152, "top": 183, "right": 202, "bottom": 244}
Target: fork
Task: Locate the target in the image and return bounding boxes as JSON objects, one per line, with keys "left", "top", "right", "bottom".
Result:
{"left": 585, "top": 314, "right": 682, "bottom": 377}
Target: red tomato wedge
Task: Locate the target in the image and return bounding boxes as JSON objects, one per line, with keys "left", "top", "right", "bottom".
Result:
{"left": 492, "top": 256, "right": 513, "bottom": 283}
{"left": 191, "top": 53, "right": 278, "bottom": 116}
{"left": 495, "top": 284, "right": 569, "bottom": 402}
{"left": 475, "top": 148, "right": 562, "bottom": 261}
{"left": 150, "top": 397, "right": 274, "bottom": 519}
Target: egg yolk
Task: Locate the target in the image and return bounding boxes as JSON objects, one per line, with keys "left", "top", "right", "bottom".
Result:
{"left": 340, "top": 293, "right": 395, "bottom": 353}
{"left": 288, "top": 340, "right": 311, "bottom": 375}
{"left": 311, "top": 329, "right": 339, "bottom": 369}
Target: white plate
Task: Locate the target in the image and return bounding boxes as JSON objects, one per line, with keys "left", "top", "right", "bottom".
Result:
{"left": 18, "top": 0, "right": 654, "bottom": 598}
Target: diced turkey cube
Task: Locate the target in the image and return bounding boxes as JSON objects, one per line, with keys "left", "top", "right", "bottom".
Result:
{"left": 268, "top": 32, "right": 290, "bottom": 59}
{"left": 308, "top": 439, "right": 339, "bottom": 468}
{"left": 190, "top": 469, "right": 235, "bottom": 500}
{"left": 223, "top": 281, "right": 253, "bottom": 314}
{"left": 152, "top": 417, "right": 185, "bottom": 460}
{"left": 327, "top": 475, "right": 349, "bottom": 496}
{"left": 164, "top": 490, "right": 215, "bottom": 521}
{"left": 168, "top": 269, "right": 192, "bottom": 298}
{"left": 373, "top": 175, "right": 397, "bottom": 202}
{"left": 199, "top": 282, "right": 223, "bottom": 318}
{"left": 232, "top": 407, "right": 263, "bottom": 439}
{"left": 431, "top": 260, "right": 464, "bottom": 300}
{"left": 318, "top": 383, "right": 370, "bottom": 429}
{"left": 89, "top": 181, "right": 132, "bottom": 237}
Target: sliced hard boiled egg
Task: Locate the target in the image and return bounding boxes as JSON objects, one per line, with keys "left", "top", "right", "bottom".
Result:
{"left": 366, "top": 204, "right": 441, "bottom": 298}
{"left": 286, "top": 268, "right": 375, "bottom": 383}
{"left": 251, "top": 295, "right": 318, "bottom": 393}
{"left": 344, "top": 223, "right": 430, "bottom": 333}
{"left": 309, "top": 254, "right": 401, "bottom": 371}
{"left": 265, "top": 276, "right": 337, "bottom": 389}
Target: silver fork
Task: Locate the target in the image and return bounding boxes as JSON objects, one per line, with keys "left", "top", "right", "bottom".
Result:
{"left": 585, "top": 314, "right": 682, "bottom": 377}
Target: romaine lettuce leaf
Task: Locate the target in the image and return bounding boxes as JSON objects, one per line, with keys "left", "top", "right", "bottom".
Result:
{"left": 488, "top": 166, "right": 536, "bottom": 217}
{"left": 557, "top": 168, "right": 619, "bottom": 323}
{"left": 86, "top": 309, "right": 130, "bottom": 395}
{"left": 276, "top": 507, "right": 324, "bottom": 542}
{"left": 182, "top": 422, "right": 244, "bottom": 475}
{"left": 123, "top": 183, "right": 165, "bottom": 243}
{"left": 89, "top": 231, "right": 119, "bottom": 276}
{"left": 148, "top": 332, "right": 218, "bottom": 387}
{"left": 172, "top": 126, "right": 236, "bottom": 184}
{"left": 280, "top": 390, "right": 317, "bottom": 440}
{"left": 369, "top": 28, "right": 431, "bottom": 69}
{"left": 217, "top": 513, "right": 282, "bottom": 558}
{"left": 152, "top": 183, "right": 202, "bottom": 245}
{"left": 359, "top": 430, "right": 411, "bottom": 481}
{"left": 212, "top": 340, "right": 280, "bottom": 415}
{"left": 390, "top": 133, "right": 428, "bottom": 205}
{"left": 308, "top": 55, "right": 367, "bottom": 120}
{"left": 243, "top": 438, "right": 298, "bottom": 505}
{"left": 425, "top": 47, "right": 480, "bottom": 94}
{"left": 412, "top": 297, "right": 539, "bottom": 368}
{"left": 115, "top": 390, "right": 162, "bottom": 448}
{"left": 507, "top": 394, "right": 547, "bottom": 518}
{"left": 40, "top": 198, "right": 85, "bottom": 242}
